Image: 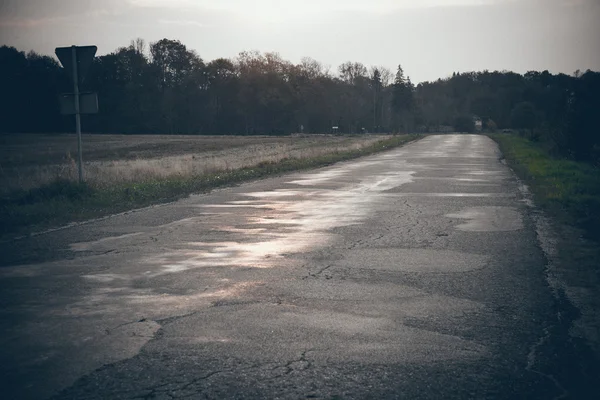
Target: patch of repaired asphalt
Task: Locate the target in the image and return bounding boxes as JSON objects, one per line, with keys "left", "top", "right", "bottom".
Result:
{"left": 338, "top": 248, "right": 488, "bottom": 273}
{"left": 446, "top": 206, "right": 524, "bottom": 232}
{"left": 148, "top": 301, "right": 489, "bottom": 365}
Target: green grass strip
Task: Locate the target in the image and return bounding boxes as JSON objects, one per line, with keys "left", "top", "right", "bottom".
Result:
{"left": 489, "top": 134, "right": 600, "bottom": 242}
{"left": 0, "top": 134, "right": 422, "bottom": 238}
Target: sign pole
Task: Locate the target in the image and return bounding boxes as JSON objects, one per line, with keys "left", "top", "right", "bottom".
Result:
{"left": 71, "top": 45, "right": 84, "bottom": 183}
{"left": 56, "top": 45, "right": 97, "bottom": 182}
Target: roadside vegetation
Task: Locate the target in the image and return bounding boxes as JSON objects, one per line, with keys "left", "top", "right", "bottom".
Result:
{"left": 0, "top": 134, "right": 420, "bottom": 238}
{"left": 491, "top": 133, "right": 600, "bottom": 358}
{"left": 0, "top": 134, "right": 386, "bottom": 194}
{"left": 490, "top": 134, "right": 600, "bottom": 242}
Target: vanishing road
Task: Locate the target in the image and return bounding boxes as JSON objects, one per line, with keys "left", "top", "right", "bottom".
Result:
{"left": 0, "top": 135, "right": 597, "bottom": 399}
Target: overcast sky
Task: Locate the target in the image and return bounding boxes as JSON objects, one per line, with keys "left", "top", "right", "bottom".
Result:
{"left": 1, "top": 0, "right": 598, "bottom": 82}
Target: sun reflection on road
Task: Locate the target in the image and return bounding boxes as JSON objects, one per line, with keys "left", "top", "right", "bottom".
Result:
{"left": 143, "top": 161, "right": 416, "bottom": 276}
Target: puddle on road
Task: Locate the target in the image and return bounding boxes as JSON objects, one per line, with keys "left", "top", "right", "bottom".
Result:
{"left": 287, "top": 170, "right": 348, "bottom": 185}
{"left": 142, "top": 167, "right": 416, "bottom": 276}
{"left": 446, "top": 207, "right": 524, "bottom": 232}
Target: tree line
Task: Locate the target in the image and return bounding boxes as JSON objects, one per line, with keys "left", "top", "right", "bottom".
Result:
{"left": 1, "top": 38, "right": 598, "bottom": 163}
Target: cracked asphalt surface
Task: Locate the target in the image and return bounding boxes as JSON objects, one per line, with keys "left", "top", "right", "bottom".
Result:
{"left": 1, "top": 134, "right": 598, "bottom": 399}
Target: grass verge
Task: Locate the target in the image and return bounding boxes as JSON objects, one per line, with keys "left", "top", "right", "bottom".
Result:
{"left": 490, "top": 134, "right": 600, "bottom": 241}
{"left": 490, "top": 128, "right": 600, "bottom": 367}
{"left": 0, "top": 134, "right": 422, "bottom": 238}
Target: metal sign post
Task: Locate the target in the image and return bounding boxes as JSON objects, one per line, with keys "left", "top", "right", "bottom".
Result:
{"left": 71, "top": 46, "right": 83, "bottom": 183}
{"left": 55, "top": 45, "right": 98, "bottom": 184}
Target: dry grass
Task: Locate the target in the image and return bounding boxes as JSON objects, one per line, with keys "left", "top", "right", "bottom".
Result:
{"left": 0, "top": 134, "right": 421, "bottom": 237}
{"left": 0, "top": 134, "right": 389, "bottom": 194}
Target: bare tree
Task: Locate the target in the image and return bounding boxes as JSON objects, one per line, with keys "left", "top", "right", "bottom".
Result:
{"left": 338, "top": 61, "right": 367, "bottom": 85}
{"left": 378, "top": 66, "right": 393, "bottom": 87}
{"left": 299, "top": 57, "right": 325, "bottom": 79}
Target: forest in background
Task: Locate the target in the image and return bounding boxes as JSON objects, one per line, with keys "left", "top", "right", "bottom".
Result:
{"left": 1, "top": 38, "right": 599, "bottom": 164}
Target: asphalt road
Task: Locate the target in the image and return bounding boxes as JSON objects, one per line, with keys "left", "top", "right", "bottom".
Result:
{"left": 0, "top": 134, "right": 597, "bottom": 399}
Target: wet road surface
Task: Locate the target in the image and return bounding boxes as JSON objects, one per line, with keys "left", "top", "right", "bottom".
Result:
{"left": 0, "top": 134, "right": 597, "bottom": 399}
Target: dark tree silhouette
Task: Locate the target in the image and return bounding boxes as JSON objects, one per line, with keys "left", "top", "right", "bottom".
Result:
{"left": 1, "top": 40, "right": 599, "bottom": 163}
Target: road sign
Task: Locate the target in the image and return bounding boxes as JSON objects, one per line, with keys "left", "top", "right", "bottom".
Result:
{"left": 59, "top": 92, "right": 98, "bottom": 115}
{"left": 55, "top": 46, "right": 97, "bottom": 84}
{"left": 55, "top": 45, "right": 98, "bottom": 183}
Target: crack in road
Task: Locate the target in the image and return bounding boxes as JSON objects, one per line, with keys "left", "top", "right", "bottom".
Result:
{"left": 107, "top": 318, "right": 152, "bottom": 334}
{"left": 139, "top": 350, "right": 321, "bottom": 398}
{"left": 284, "top": 349, "right": 315, "bottom": 375}
{"left": 303, "top": 264, "right": 333, "bottom": 280}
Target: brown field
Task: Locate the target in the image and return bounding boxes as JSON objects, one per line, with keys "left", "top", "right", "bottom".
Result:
{"left": 0, "top": 133, "right": 391, "bottom": 194}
